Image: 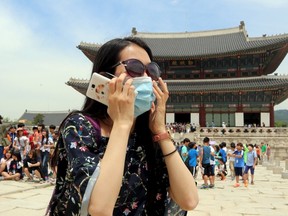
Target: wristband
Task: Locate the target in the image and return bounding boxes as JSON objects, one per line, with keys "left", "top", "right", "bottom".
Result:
{"left": 153, "top": 131, "right": 170, "bottom": 142}
{"left": 162, "top": 148, "right": 177, "bottom": 158}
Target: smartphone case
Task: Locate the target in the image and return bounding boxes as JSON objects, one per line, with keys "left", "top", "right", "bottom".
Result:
{"left": 86, "top": 73, "right": 110, "bottom": 106}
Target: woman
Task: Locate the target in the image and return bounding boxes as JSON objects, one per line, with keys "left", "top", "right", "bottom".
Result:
{"left": 23, "top": 149, "right": 43, "bottom": 182}
{"left": 2, "top": 130, "right": 12, "bottom": 155}
{"left": 266, "top": 144, "right": 271, "bottom": 161}
{"left": 40, "top": 128, "right": 54, "bottom": 181}
{"left": 0, "top": 150, "right": 13, "bottom": 174}
{"left": 12, "top": 128, "right": 28, "bottom": 161}
{"left": 0, "top": 150, "right": 22, "bottom": 181}
{"left": 47, "top": 37, "right": 198, "bottom": 215}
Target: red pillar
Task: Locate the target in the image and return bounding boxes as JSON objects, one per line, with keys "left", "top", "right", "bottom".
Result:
{"left": 237, "top": 91, "right": 243, "bottom": 112}
{"left": 199, "top": 105, "right": 206, "bottom": 127}
{"left": 269, "top": 103, "right": 275, "bottom": 127}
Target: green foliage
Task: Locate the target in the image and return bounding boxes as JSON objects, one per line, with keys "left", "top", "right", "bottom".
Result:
{"left": 275, "top": 121, "right": 287, "bottom": 127}
{"left": 33, "top": 114, "right": 45, "bottom": 125}
{"left": 2, "top": 117, "right": 11, "bottom": 123}
{"left": 275, "top": 110, "right": 288, "bottom": 126}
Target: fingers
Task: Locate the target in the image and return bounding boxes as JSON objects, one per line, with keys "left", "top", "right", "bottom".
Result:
{"left": 123, "top": 77, "right": 135, "bottom": 97}
{"left": 109, "top": 73, "right": 129, "bottom": 94}
{"left": 115, "top": 73, "right": 126, "bottom": 92}
{"left": 158, "top": 77, "right": 169, "bottom": 94}
{"left": 153, "top": 78, "right": 169, "bottom": 100}
{"left": 108, "top": 73, "right": 135, "bottom": 100}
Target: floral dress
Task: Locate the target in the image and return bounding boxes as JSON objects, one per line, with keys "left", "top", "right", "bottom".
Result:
{"left": 47, "top": 113, "right": 185, "bottom": 216}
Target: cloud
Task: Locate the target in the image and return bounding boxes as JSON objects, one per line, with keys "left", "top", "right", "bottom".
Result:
{"left": 225, "top": 0, "right": 287, "bottom": 8}
{"left": 0, "top": 2, "right": 92, "bottom": 120}
{"left": 170, "top": 0, "right": 180, "bottom": 5}
{"left": 0, "top": 0, "right": 287, "bottom": 120}
{"left": 0, "top": 6, "right": 35, "bottom": 53}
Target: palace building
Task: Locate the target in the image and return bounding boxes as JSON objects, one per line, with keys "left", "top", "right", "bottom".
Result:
{"left": 67, "top": 21, "right": 288, "bottom": 127}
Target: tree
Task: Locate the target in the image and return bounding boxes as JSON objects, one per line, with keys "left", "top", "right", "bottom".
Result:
{"left": 275, "top": 121, "right": 287, "bottom": 127}
{"left": 33, "top": 114, "right": 45, "bottom": 125}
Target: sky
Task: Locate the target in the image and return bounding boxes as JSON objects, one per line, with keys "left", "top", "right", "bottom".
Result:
{"left": 0, "top": 0, "right": 288, "bottom": 121}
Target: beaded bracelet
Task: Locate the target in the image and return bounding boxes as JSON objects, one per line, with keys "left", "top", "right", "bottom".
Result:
{"left": 162, "top": 148, "right": 177, "bottom": 158}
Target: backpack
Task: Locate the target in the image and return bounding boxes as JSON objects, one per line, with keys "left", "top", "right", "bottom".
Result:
{"left": 220, "top": 149, "right": 227, "bottom": 163}
{"left": 177, "top": 145, "right": 184, "bottom": 155}
{"left": 1, "top": 137, "right": 11, "bottom": 147}
{"left": 180, "top": 145, "right": 190, "bottom": 168}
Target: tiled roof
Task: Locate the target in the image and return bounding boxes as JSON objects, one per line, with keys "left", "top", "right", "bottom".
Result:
{"left": 78, "top": 23, "right": 288, "bottom": 59}
{"left": 66, "top": 75, "right": 288, "bottom": 96}
{"left": 166, "top": 75, "right": 288, "bottom": 92}
{"left": 18, "top": 111, "right": 69, "bottom": 126}
{"left": 66, "top": 78, "right": 89, "bottom": 96}
{"left": 134, "top": 30, "right": 288, "bottom": 59}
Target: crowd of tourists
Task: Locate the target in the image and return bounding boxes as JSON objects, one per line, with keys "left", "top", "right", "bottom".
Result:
{"left": 176, "top": 136, "right": 271, "bottom": 189}
{"left": 0, "top": 121, "right": 271, "bottom": 188}
{"left": 166, "top": 121, "right": 267, "bottom": 134}
{"left": 166, "top": 122, "right": 198, "bottom": 133}
{"left": 0, "top": 123, "right": 58, "bottom": 183}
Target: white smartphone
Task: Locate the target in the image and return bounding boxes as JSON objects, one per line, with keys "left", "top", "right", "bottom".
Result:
{"left": 86, "top": 73, "right": 111, "bottom": 106}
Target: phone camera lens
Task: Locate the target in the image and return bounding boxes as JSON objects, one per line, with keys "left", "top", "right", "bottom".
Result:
{"left": 92, "top": 84, "right": 95, "bottom": 88}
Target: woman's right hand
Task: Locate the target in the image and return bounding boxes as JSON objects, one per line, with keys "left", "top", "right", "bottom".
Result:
{"left": 107, "top": 73, "right": 136, "bottom": 127}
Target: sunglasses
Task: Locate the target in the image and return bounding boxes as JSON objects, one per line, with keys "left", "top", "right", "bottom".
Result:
{"left": 111, "top": 59, "right": 162, "bottom": 81}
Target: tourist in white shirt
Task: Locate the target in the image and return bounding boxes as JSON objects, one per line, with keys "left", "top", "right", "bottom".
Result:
{"left": 227, "top": 142, "right": 236, "bottom": 180}
{"left": 0, "top": 150, "right": 13, "bottom": 174}
{"left": 12, "top": 128, "right": 28, "bottom": 161}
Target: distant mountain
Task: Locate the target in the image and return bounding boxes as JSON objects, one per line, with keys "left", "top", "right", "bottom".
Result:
{"left": 275, "top": 109, "right": 288, "bottom": 123}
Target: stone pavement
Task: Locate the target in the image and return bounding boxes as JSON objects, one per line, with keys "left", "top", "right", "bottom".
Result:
{"left": 0, "top": 161, "right": 287, "bottom": 216}
{"left": 188, "top": 160, "right": 288, "bottom": 216}
{"left": 0, "top": 180, "right": 53, "bottom": 216}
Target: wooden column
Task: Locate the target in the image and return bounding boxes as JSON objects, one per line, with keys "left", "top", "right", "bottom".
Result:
{"left": 199, "top": 93, "right": 206, "bottom": 127}
{"left": 237, "top": 55, "right": 241, "bottom": 77}
{"left": 237, "top": 91, "right": 243, "bottom": 112}
{"left": 199, "top": 105, "right": 206, "bottom": 127}
{"left": 269, "top": 102, "right": 275, "bottom": 127}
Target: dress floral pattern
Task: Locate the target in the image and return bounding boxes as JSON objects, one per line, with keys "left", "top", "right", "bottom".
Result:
{"left": 47, "top": 113, "right": 178, "bottom": 216}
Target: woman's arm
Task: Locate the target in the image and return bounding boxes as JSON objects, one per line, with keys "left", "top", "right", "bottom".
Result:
{"left": 89, "top": 74, "right": 136, "bottom": 216}
{"left": 159, "top": 138, "right": 199, "bottom": 211}
{"left": 149, "top": 78, "right": 198, "bottom": 211}
{"left": 45, "top": 137, "right": 54, "bottom": 149}
{"left": 89, "top": 124, "right": 131, "bottom": 216}
{"left": 29, "top": 162, "right": 40, "bottom": 167}
{"left": 12, "top": 139, "right": 16, "bottom": 149}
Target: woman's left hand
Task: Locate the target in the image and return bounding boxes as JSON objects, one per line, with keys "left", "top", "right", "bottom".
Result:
{"left": 149, "top": 78, "right": 169, "bottom": 134}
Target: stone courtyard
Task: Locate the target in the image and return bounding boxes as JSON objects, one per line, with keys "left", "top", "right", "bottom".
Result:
{"left": 0, "top": 159, "right": 288, "bottom": 215}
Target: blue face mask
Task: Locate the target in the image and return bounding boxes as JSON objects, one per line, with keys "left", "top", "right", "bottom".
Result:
{"left": 132, "top": 77, "right": 155, "bottom": 117}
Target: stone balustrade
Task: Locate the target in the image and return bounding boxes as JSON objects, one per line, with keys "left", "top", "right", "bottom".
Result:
{"left": 194, "top": 127, "right": 287, "bottom": 137}
{"left": 170, "top": 127, "right": 288, "bottom": 160}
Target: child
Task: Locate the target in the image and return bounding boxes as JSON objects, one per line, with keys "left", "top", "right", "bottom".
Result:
{"left": 231, "top": 143, "right": 244, "bottom": 187}
{"left": 188, "top": 142, "right": 199, "bottom": 184}
{"left": 0, "top": 150, "right": 23, "bottom": 181}
{"left": 255, "top": 145, "right": 261, "bottom": 162}
{"left": 214, "top": 145, "right": 226, "bottom": 181}
{"left": 243, "top": 144, "right": 258, "bottom": 186}
{"left": 227, "top": 142, "right": 236, "bottom": 180}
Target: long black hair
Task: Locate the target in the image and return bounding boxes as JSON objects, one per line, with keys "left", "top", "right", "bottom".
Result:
{"left": 51, "top": 37, "right": 162, "bottom": 212}
{"left": 12, "top": 150, "right": 22, "bottom": 162}
{"left": 41, "top": 128, "right": 49, "bottom": 145}
{"left": 51, "top": 37, "right": 153, "bottom": 166}
{"left": 82, "top": 37, "right": 153, "bottom": 120}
